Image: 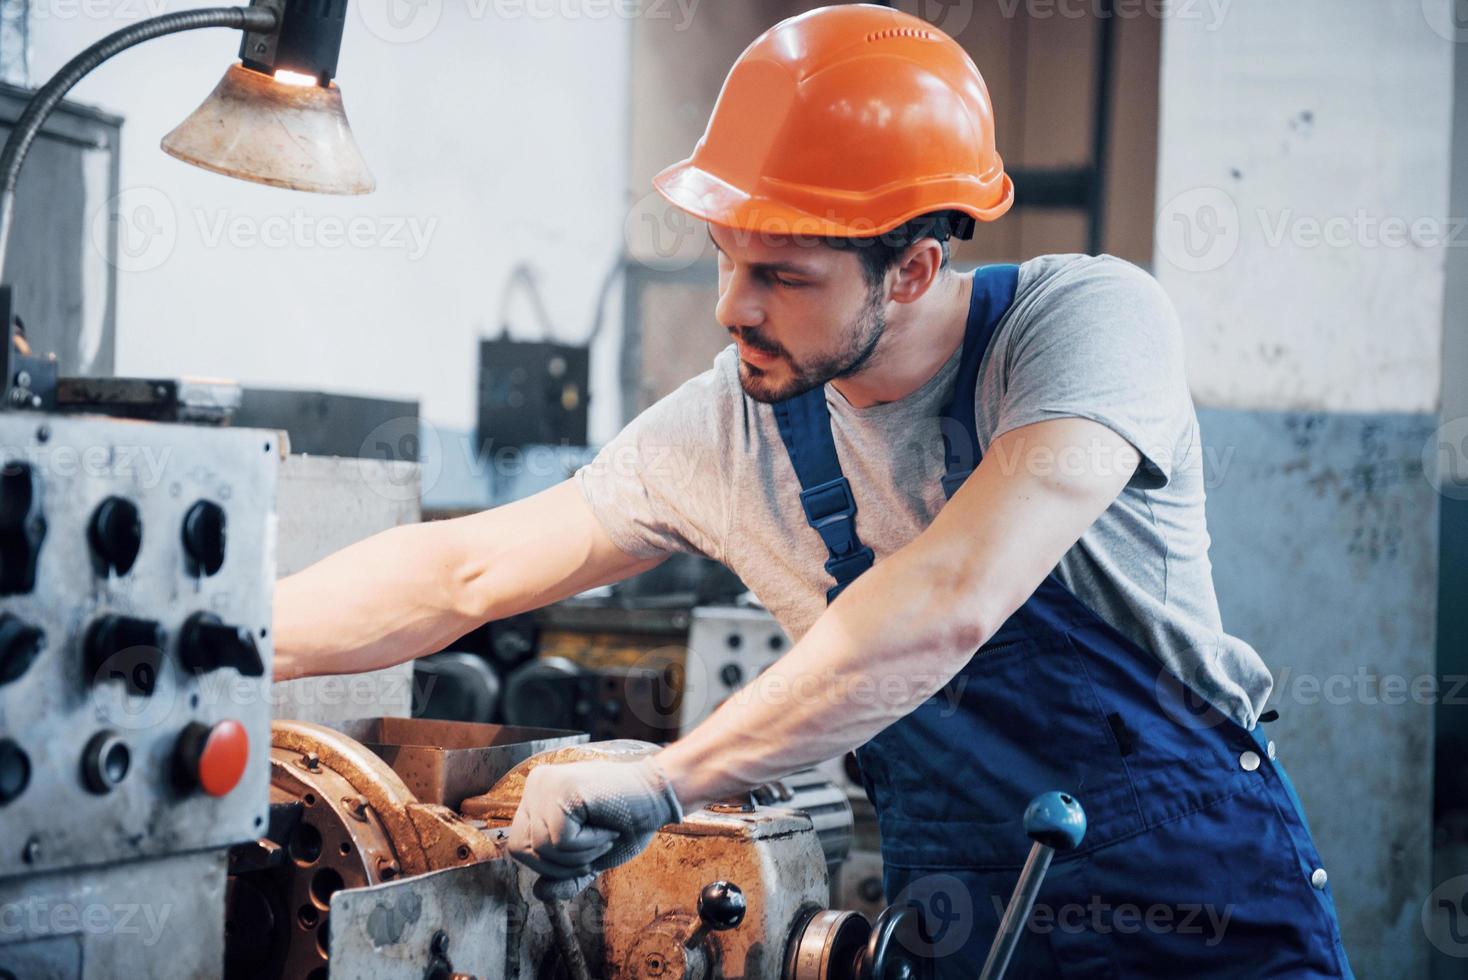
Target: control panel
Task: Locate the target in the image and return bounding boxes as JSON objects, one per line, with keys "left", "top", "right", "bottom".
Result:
{"left": 0, "top": 413, "right": 278, "bottom": 877}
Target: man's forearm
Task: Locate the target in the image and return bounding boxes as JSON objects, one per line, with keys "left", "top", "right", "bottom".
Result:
{"left": 272, "top": 480, "right": 668, "bottom": 681}
{"left": 273, "top": 520, "right": 490, "bottom": 680}
{"left": 654, "top": 536, "right": 996, "bottom": 809}
{"left": 653, "top": 419, "right": 1138, "bottom": 810}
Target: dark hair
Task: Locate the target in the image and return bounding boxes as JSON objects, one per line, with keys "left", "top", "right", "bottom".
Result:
{"left": 824, "top": 210, "right": 975, "bottom": 290}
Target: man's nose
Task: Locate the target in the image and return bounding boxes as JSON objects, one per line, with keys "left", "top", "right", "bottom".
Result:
{"left": 715, "top": 267, "right": 765, "bottom": 331}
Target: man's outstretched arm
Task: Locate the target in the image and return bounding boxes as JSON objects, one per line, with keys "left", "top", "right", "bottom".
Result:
{"left": 273, "top": 479, "right": 666, "bottom": 680}
{"left": 508, "top": 417, "right": 1140, "bottom": 890}
{"left": 657, "top": 417, "right": 1140, "bottom": 806}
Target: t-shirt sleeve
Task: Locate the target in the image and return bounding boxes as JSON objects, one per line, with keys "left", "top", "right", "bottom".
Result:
{"left": 573, "top": 355, "right": 733, "bottom": 561}
{"left": 991, "top": 255, "right": 1191, "bottom": 490}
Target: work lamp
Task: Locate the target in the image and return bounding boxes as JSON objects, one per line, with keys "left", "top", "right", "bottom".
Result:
{"left": 0, "top": 0, "right": 374, "bottom": 274}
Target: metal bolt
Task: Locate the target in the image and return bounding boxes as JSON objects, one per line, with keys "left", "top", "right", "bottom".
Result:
{"left": 15, "top": 371, "right": 29, "bottom": 388}
{"left": 255, "top": 41, "right": 267, "bottom": 53}
{"left": 344, "top": 795, "right": 369, "bottom": 821}
{"left": 300, "top": 752, "right": 321, "bottom": 771}
{"left": 377, "top": 858, "right": 399, "bottom": 880}
{"left": 456, "top": 844, "right": 471, "bottom": 861}
{"left": 21, "top": 836, "right": 40, "bottom": 864}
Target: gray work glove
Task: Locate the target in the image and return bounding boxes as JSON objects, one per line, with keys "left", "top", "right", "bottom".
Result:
{"left": 507, "top": 757, "right": 684, "bottom": 901}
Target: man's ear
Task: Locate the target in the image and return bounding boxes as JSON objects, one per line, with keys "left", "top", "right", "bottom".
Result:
{"left": 887, "top": 238, "right": 946, "bottom": 305}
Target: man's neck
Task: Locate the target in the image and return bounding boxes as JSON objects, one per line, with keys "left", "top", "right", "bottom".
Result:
{"left": 828, "top": 271, "right": 974, "bottom": 410}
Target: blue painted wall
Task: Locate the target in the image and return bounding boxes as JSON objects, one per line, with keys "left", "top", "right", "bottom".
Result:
{"left": 1199, "top": 408, "right": 1439, "bottom": 977}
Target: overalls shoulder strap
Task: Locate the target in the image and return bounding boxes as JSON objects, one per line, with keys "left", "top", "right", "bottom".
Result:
{"left": 938, "top": 263, "right": 1020, "bottom": 499}
{"left": 772, "top": 264, "right": 1021, "bottom": 603}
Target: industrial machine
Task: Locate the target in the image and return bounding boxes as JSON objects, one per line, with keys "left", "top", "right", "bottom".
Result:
{"left": 0, "top": 411, "right": 281, "bottom": 977}
{"left": 219, "top": 717, "right": 936, "bottom": 980}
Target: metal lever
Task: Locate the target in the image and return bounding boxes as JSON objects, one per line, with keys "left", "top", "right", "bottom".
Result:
{"left": 976, "top": 791, "right": 1087, "bottom": 980}
{"left": 545, "top": 898, "right": 594, "bottom": 980}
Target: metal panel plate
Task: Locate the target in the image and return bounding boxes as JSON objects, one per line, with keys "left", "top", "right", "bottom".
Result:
{"left": 0, "top": 850, "right": 228, "bottom": 979}
{"left": 327, "top": 860, "right": 514, "bottom": 979}
{"left": 0, "top": 414, "right": 278, "bottom": 878}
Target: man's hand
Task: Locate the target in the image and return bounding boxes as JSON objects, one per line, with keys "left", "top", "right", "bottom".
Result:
{"left": 507, "top": 757, "right": 684, "bottom": 900}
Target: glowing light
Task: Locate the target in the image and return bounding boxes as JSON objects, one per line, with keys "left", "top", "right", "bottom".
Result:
{"left": 273, "top": 69, "right": 317, "bottom": 87}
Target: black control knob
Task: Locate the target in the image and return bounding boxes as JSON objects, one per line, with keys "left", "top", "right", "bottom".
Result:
{"left": 0, "top": 738, "right": 30, "bottom": 805}
{"left": 0, "top": 461, "right": 45, "bottom": 595}
{"left": 697, "top": 881, "right": 746, "bottom": 931}
{"left": 182, "top": 500, "right": 226, "bottom": 576}
{"left": 88, "top": 496, "right": 141, "bottom": 576}
{"left": 0, "top": 613, "right": 44, "bottom": 686}
{"left": 81, "top": 730, "right": 130, "bottom": 795}
{"left": 180, "top": 612, "right": 263, "bottom": 677}
{"left": 85, "top": 614, "right": 164, "bottom": 696}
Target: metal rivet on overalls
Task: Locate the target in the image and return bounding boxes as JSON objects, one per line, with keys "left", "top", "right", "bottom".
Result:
{"left": 1239, "top": 750, "right": 1261, "bottom": 772}
{"left": 1310, "top": 867, "right": 1328, "bottom": 890}
{"left": 1267, "top": 740, "right": 1276, "bottom": 760}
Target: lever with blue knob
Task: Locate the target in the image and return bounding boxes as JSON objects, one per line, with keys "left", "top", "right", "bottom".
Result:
{"left": 976, "top": 791, "right": 1087, "bottom": 980}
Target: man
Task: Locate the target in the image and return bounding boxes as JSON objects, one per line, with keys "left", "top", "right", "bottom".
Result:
{"left": 274, "top": 5, "right": 1353, "bottom": 976}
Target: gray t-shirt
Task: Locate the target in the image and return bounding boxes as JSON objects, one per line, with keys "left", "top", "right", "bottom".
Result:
{"left": 577, "top": 253, "right": 1272, "bottom": 729}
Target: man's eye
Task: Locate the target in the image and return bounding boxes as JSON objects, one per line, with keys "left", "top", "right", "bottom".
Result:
{"left": 774, "top": 276, "right": 806, "bottom": 288}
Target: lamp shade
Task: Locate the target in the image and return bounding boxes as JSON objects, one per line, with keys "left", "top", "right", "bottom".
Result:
{"left": 161, "top": 62, "right": 374, "bottom": 195}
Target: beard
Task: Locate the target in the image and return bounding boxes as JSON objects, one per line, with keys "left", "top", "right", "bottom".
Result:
{"left": 734, "top": 286, "right": 888, "bottom": 404}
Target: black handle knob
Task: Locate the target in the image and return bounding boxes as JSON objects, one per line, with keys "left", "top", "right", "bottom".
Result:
{"left": 89, "top": 496, "right": 141, "bottom": 577}
{"left": 182, "top": 500, "right": 226, "bottom": 576}
{"left": 0, "top": 461, "right": 45, "bottom": 595}
{"left": 85, "top": 614, "right": 164, "bottom": 696}
{"left": 858, "top": 906, "right": 932, "bottom": 980}
{"left": 180, "top": 612, "right": 263, "bottom": 677}
{"left": 0, "top": 613, "right": 44, "bottom": 686}
{"left": 697, "top": 881, "right": 746, "bottom": 931}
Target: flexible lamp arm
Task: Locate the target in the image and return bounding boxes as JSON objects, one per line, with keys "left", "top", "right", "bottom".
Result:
{"left": 0, "top": 5, "right": 280, "bottom": 275}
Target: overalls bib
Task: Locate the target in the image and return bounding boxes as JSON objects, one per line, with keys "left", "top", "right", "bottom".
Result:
{"left": 772, "top": 265, "right": 1355, "bottom": 978}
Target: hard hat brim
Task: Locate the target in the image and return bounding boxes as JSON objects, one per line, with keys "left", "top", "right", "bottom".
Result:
{"left": 653, "top": 158, "right": 1014, "bottom": 240}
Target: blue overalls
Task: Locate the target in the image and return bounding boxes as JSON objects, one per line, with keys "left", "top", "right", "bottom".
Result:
{"left": 772, "top": 264, "right": 1355, "bottom": 977}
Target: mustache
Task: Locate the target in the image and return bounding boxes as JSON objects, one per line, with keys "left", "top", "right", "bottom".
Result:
{"left": 729, "top": 328, "right": 785, "bottom": 356}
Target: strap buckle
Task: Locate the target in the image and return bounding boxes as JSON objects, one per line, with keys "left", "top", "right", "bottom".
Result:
{"left": 799, "top": 477, "right": 862, "bottom": 557}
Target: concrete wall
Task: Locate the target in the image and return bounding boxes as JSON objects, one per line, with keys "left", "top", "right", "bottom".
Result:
{"left": 1154, "top": 2, "right": 1456, "bottom": 975}
{"left": 28, "top": 0, "right": 632, "bottom": 444}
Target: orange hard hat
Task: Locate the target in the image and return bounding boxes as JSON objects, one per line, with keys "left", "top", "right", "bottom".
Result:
{"left": 653, "top": 3, "right": 1013, "bottom": 240}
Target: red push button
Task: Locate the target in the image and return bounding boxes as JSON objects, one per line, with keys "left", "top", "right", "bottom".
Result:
{"left": 176, "top": 720, "right": 249, "bottom": 796}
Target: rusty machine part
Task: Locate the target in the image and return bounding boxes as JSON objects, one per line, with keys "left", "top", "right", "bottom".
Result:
{"left": 462, "top": 742, "right": 920, "bottom": 980}
{"left": 224, "top": 721, "right": 501, "bottom": 980}
{"left": 784, "top": 906, "right": 933, "bottom": 980}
